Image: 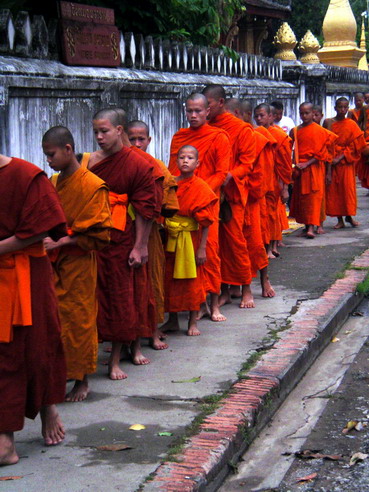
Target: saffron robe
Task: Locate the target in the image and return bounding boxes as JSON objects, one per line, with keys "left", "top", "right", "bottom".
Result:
{"left": 88, "top": 148, "right": 157, "bottom": 342}
{"left": 209, "top": 112, "right": 256, "bottom": 285}
{"left": 169, "top": 123, "right": 231, "bottom": 294}
{"left": 51, "top": 167, "right": 111, "bottom": 381}
{"left": 289, "top": 123, "right": 331, "bottom": 226}
{"left": 326, "top": 118, "right": 366, "bottom": 217}
{"left": 0, "top": 158, "right": 67, "bottom": 432}
{"left": 243, "top": 131, "right": 269, "bottom": 276}
{"left": 164, "top": 175, "right": 217, "bottom": 312}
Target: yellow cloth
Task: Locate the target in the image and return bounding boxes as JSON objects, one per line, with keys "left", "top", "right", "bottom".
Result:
{"left": 0, "top": 242, "right": 46, "bottom": 343}
{"left": 165, "top": 215, "right": 199, "bottom": 279}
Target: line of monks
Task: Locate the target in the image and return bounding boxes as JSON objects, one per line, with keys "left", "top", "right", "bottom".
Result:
{"left": 1, "top": 85, "right": 368, "bottom": 466}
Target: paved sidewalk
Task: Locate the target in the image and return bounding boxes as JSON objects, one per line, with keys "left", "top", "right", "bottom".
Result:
{"left": 2, "top": 187, "right": 369, "bottom": 492}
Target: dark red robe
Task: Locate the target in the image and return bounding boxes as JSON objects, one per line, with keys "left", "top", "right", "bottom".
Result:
{"left": 0, "top": 158, "right": 67, "bottom": 432}
{"left": 89, "top": 147, "right": 156, "bottom": 342}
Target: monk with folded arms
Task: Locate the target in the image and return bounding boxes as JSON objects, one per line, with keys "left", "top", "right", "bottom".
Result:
{"left": 42, "top": 126, "right": 112, "bottom": 401}
{"left": 163, "top": 145, "right": 217, "bottom": 336}
{"left": 169, "top": 93, "right": 231, "bottom": 321}
{"left": 0, "top": 153, "right": 68, "bottom": 465}
{"left": 289, "top": 103, "right": 332, "bottom": 239}
{"left": 203, "top": 85, "right": 256, "bottom": 309}
{"left": 127, "top": 119, "right": 179, "bottom": 349}
{"left": 324, "top": 97, "right": 368, "bottom": 229}
{"left": 85, "top": 108, "right": 157, "bottom": 380}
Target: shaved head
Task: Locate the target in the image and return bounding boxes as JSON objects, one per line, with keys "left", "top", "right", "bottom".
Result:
{"left": 187, "top": 93, "right": 208, "bottom": 106}
{"left": 313, "top": 104, "right": 323, "bottom": 113}
{"left": 241, "top": 100, "right": 253, "bottom": 113}
{"left": 202, "top": 84, "right": 226, "bottom": 100}
{"left": 178, "top": 144, "right": 198, "bottom": 159}
{"left": 225, "top": 97, "right": 242, "bottom": 113}
{"left": 299, "top": 102, "right": 313, "bottom": 111}
{"left": 93, "top": 108, "right": 122, "bottom": 127}
{"left": 127, "top": 120, "right": 149, "bottom": 136}
{"left": 336, "top": 97, "right": 349, "bottom": 105}
{"left": 42, "top": 126, "right": 75, "bottom": 151}
{"left": 255, "top": 103, "right": 271, "bottom": 114}
{"left": 355, "top": 92, "right": 364, "bottom": 98}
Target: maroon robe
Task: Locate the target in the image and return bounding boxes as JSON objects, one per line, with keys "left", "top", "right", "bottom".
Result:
{"left": 89, "top": 147, "right": 156, "bottom": 342}
{"left": 0, "top": 158, "right": 67, "bottom": 432}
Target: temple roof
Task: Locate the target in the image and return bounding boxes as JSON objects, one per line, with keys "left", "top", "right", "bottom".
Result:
{"left": 245, "top": 0, "right": 292, "bottom": 18}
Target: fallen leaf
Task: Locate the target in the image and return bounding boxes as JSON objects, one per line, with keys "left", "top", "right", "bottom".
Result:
{"left": 351, "top": 311, "right": 364, "bottom": 317}
{"left": 0, "top": 476, "right": 23, "bottom": 481}
{"left": 331, "top": 336, "right": 340, "bottom": 343}
{"left": 355, "top": 422, "right": 364, "bottom": 431}
{"left": 349, "top": 452, "right": 368, "bottom": 466}
{"left": 100, "top": 427, "right": 106, "bottom": 431}
{"left": 344, "top": 330, "right": 353, "bottom": 335}
{"left": 158, "top": 432, "right": 173, "bottom": 437}
{"left": 129, "top": 424, "right": 146, "bottom": 431}
{"left": 171, "top": 376, "right": 201, "bottom": 383}
{"left": 296, "top": 472, "right": 317, "bottom": 483}
{"left": 295, "top": 449, "right": 342, "bottom": 461}
{"left": 342, "top": 420, "right": 358, "bottom": 434}
{"left": 96, "top": 444, "right": 131, "bottom": 451}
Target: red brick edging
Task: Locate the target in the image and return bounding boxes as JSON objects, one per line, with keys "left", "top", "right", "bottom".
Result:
{"left": 144, "top": 250, "right": 369, "bottom": 491}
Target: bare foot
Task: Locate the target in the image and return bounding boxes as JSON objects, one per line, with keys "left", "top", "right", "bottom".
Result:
{"left": 130, "top": 338, "right": 150, "bottom": 365}
{"left": 187, "top": 325, "right": 201, "bottom": 336}
{"left": 306, "top": 231, "right": 315, "bottom": 239}
{"left": 196, "top": 301, "right": 211, "bottom": 320}
{"left": 40, "top": 405, "right": 65, "bottom": 446}
{"left": 267, "top": 250, "right": 276, "bottom": 259}
{"left": 229, "top": 285, "right": 242, "bottom": 298}
{"left": 108, "top": 362, "right": 127, "bottom": 380}
{"left": 156, "top": 329, "right": 167, "bottom": 340}
{"left": 278, "top": 240, "right": 286, "bottom": 247}
{"left": 334, "top": 218, "right": 345, "bottom": 229}
{"left": 0, "top": 433, "right": 19, "bottom": 466}
{"left": 262, "top": 279, "right": 275, "bottom": 298}
{"left": 211, "top": 305, "right": 227, "bottom": 322}
{"left": 316, "top": 226, "right": 325, "bottom": 234}
{"left": 240, "top": 285, "right": 255, "bottom": 308}
{"left": 345, "top": 216, "right": 359, "bottom": 227}
{"left": 150, "top": 335, "right": 168, "bottom": 350}
{"left": 65, "top": 377, "right": 90, "bottom": 402}
{"left": 161, "top": 313, "right": 180, "bottom": 332}
{"left": 218, "top": 290, "right": 232, "bottom": 307}
{"left": 271, "top": 249, "right": 280, "bottom": 257}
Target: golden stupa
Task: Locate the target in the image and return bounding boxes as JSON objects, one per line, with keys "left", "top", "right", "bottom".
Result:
{"left": 318, "top": 0, "right": 365, "bottom": 68}
{"left": 299, "top": 30, "right": 321, "bottom": 64}
{"left": 358, "top": 17, "right": 368, "bottom": 71}
{"left": 273, "top": 22, "right": 297, "bottom": 61}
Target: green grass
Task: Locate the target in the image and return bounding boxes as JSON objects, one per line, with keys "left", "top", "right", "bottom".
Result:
{"left": 357, "top": 273, "right": 369, "bottom": 295}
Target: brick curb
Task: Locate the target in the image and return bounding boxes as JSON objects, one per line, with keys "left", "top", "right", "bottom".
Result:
{"left": 143, "top": 250, "right": 369, "bottom": 492}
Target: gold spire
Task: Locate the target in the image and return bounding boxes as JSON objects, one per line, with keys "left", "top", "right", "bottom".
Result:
{"left": 273, "top": 22, "right": 297, "bottom": 61}
{"left": 299, "top": 30, "right": 321, "bottom": 64}
{"left": 318, "top": 0, "right": 365, "bottom": 68}
{"left": 358, "top": 17, "right": 368, "bottom": 71}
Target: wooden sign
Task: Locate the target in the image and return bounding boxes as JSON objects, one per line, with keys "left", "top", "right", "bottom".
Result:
{"left": 58, "top": 1, "right": 121, "bottom": 67}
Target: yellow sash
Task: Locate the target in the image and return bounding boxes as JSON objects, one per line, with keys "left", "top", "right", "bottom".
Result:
{"left": 165, "top": 215, "right": 199, "bottom": 279}
{"left": 0, "top": 242, "right": 46, "bottom": 343}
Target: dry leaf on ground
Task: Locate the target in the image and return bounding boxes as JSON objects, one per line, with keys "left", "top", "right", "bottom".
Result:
{"left": 342, "top": 420, "right": 358, "bottom": 434}
{"left": 129, "top": 424, "right": 146, "bottom": 431}
{"left": 0, "top": 476, "right": 23, "bottom": 481}
{"left": 296, "top": 472, "right": 317, "bottom": 483}
{"left": 349, "top": 452, "right": 368, "bottom": 466}
{"left": 95, "top": 444, "right": 132, "bottom": 451}
{"left": 295, "top": 449, "right": 342, "bottom": 461}
{"left": 171, "top": 376, "right": 201, "bottom": 383}
{"left": 331, "top": 337, "right": 340, "bottom": 343}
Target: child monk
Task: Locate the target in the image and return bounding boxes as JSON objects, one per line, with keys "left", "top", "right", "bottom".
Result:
{"left": 289, "top": 103, "right": 331, "bottom": 239}
{"left": 42, "top": 126, "right": 112, "bottom": 402}
{"left": 324, "top": 97, "right": 368, "bottom": 229}
{"left": 162, "top": 145, "right": 217, "bottom": 336}
{"left": 0, "top": 153, "right": 67, "bottom": 465}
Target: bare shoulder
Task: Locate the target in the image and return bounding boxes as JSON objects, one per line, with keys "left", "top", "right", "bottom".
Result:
{"left": 88, "top": 150, "right": 105, "bottom": 169}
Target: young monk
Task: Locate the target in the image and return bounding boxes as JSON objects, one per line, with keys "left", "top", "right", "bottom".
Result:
{"left": 169, "top": 93, "right": 231, "bottom": 321}
{"left": 127, "top": 119, "right": 179, "bottom": 349}
{"left": 225, "top": 98, "right": 275, "bottom": 299}
{"left": 347, "top": 92, "right": 366, "bottom": 129}
{"left": 163, "top": 145, "right": 217, "bottom": 336}
{"left": 347, "top": 94, "right": 369, "bottom": 190}
{"left": 42, "top": 126, "right": 112, "bottom": 402}
{"left": 324, "top": 97, "right": 368, "bottom": 229}
{"left": 85, "top": 108, "right": 157, "bottom": 379}
{"left": 289, "top": 103, "right": 332, "bottom": 239}
{"left": 202, "top": 85, "right": 256, "bottom": 309}
{"left": 0, "top": 153, "right": 67, "bottom": 465}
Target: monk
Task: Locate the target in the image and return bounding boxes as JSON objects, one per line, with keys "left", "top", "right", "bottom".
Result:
{"left": 289, "top": 103, "right": 332, "bottom": 239}
{"left": 163, "top": 145, "right": 217, "bottom": 336}
{"left": 225, "top": 98, "right": 275, "bottom": 299}
{"left": 202, "top": 85, "right": 256, "bottom": 309}
{"left": 127, "top": 119, "right": 179, "bottom": 349}
{"left": 365, "top": 92, "right": 369, "bottom": 105}
{"left": 0, "top": 153, "right": 67, "bottom": 465}
{"left": 86, "top": 108, "right": 157, "bottom": 380}
{"left": 169, "top": 93, "right": 231, "bottom": 321}
{"left": 347, "top": 92, "right": 366, "bottom": 129}
{"left": 42, "top": 126, "right": 112, "bottom": 402}
{"left": 324, "top": 97, "right": 368, "bottom": 229}
{"left": 347, "top": 94, "right": 369, "bottom": 190}
{"left": 254, "top": 103, "right": 292, "bottom": 258}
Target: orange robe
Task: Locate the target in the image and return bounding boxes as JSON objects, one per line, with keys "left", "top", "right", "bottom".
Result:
{"left": 0, "top": 158, "right": 67, "bottom": 432}
{"left": 289, "top": 123, "right": 331, "bottom": 226}
{"left": 326, "top": 119, "right": 366, "bottom": 217}
{"left": 265, "top": 125, "right": 292, "bottom": 241}
{"left": 51, "top": 167, "right": 111, "bottom": 380}
{"left": 356, "top": 107, "right": 369, "bottom": 189}
{"left": 243, "top": 131, "right": 269, "bottom": 276}
{"left": 209, "top": 112, "right": 255, "bottom": 285}
{"left": 165, "top": 175, "right": 217, "bottom": 312}
{"left": 255, "top": 126, "right": 277, "bottom": 245}
{"left": 169, "top": 124, "right": 230, "bottom": 294}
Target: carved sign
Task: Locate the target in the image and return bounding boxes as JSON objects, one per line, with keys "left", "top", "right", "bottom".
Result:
{"left": 58, "top": 1, "right": 121, "bottom": 67}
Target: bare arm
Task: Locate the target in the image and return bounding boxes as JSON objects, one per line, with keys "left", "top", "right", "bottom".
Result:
{"left": 43, "top": 235, "right": 78, "bottom": 251}
{"left": 128, "top": 214, "right": 153, "bottom": 267}
{"left": 0, "top": 233, "right": 47, "bottom": 256}
{"left": 296, "top": 157, "right": 318, "bottom": 170}
{"left": 196, "top": 226, "right": 209, "bottom": 266}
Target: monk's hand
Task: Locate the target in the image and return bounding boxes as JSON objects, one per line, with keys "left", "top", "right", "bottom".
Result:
{"left": 296, "top": 162, "right": 307, "bottom": 170}
{"left": 222, "top": 172, "right": 233, "bottom": 187}
{"left": 128, "top": 247, "right": 142, "bottom": 268}
{"left": 196, "top": 247, "right": 207, "bottom": 265}
{"left": 281, "top": 188, "right": 289, "bottom": 204}
{"left": 139, "top": 245, "right": 149, "bottom": 265}
{"left": 43, "top": 237, "right": 60, "bottom": 251}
